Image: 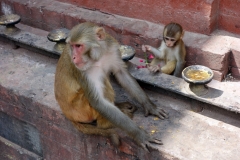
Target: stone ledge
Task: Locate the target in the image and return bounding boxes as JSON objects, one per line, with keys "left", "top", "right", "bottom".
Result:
{"left": 1, "top": 37, "right": 240, "bottom": 160}
{"left": 0, "top": 41, "right": 177, "bottom": 160}
{"left": 1, "top": 0, "right": 240, "bottom": 80}
{"left": 129, "top": 57, "right": 240, "bottom": 114}
{"left": 0, "top": 23, "right": 239, "bottom": 114}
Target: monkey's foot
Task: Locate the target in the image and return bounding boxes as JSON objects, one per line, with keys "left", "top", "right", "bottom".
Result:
{"left": 116, "top": 102, "right": 137, "bottom": 118}
{"left": 110, "top": 133, "right": 121, "bottom": 147}
{"left": 148, "top": 64, "right": 160, "bottom": 73}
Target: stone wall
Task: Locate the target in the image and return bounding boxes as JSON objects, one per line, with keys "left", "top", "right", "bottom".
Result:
{"left": 56, "top": 0, "right": 240, "bottom": 35}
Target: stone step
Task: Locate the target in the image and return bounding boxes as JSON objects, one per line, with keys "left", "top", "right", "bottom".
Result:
{"left": 0, "top": 23, "right": 239, "bottom": 115}
{"left": 1, "top": 0, "right": 240, "bottom": 81}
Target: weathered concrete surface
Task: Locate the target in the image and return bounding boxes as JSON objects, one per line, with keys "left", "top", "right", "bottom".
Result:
{"left": 0, "top": 137, "right": 42, "bottom": 160}
{"left": 0, "top": 40, "right": 176, "bottom": 160}
{"left": 0, "top": 25, "right": 60, "bottom": 58}
{"left": 1, "top": 40, "right": 240, "bottom": 160}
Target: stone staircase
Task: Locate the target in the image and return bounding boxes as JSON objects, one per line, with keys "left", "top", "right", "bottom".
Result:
{"left": 1, "top": 0, "right": 240, "bottom": 81}
{"left": 0, "top": 0, "right": 240, "bottom": 159}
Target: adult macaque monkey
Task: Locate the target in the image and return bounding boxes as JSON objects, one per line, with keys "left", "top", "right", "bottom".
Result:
{"left": 142, "top": 22, "right": 186, "bottom": 77}
{"left": 54, "top": 22, "right": 168, "bottom": 151}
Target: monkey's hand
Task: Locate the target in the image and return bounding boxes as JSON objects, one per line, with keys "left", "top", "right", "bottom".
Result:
{"left": 142, "top": 45, "right": 152, "bottom": 52}
{"left": 135, "top": 128, "right": 163, "bottom": 152}
{"left": 143, "top": 101, "right": 168, "bottom": 119}
{"left": 147, "top": 64, "right": 160, "bottom": 73}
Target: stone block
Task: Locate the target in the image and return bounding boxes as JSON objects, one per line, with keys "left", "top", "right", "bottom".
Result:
{"left": 219, "top": 15, "right": 240, "bottom": 35}
{"left": 41, "top": 137, "right": 73, "bottom": 160}
{"left": 12, "top": 1, "right": 30, "bottom": 18}
{"left": 231, "top": 67, "right": 240, "bottom": 78}
{"left": 200, "top": 35, "right": 231, "bottom": 71}
{"left": 0, "top": 137, "right": 43, "bottom": 160}
{"left": 231, "top": 40, "right": 240, "bottom": 68}
{"left": 220, "top": 0, "right": 240, "bottom": 17}
{"left": 41, "top": 9, "right": 62, "bottom": 31}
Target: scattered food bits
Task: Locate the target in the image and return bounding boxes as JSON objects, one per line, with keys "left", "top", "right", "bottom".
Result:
{"left": 151, "top": 130, "right": 156, "bottom": 133}
{"left": 137, "top": 65, "right": 147, "bottom": 69}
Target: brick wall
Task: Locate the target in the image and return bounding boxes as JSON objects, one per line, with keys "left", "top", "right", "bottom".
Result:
{"left": 230, "top": 40, "right": 240, "bottom": 78}
{"left": 56, "top": 0, "right": 240, "bottom": 35}
{"left": 219, "top": 0, "right": 240, "bottom": 35}
{"left": 56, "top": 0, "right": 217, "bottom": 35}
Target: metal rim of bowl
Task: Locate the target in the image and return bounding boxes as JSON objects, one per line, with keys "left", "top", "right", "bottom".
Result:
{"left": 182, "top": 65, "right": 214, "bottom": 84}
{"left": 47, "top": 28, "right": 69, "bottom": 42}
{"left": 0, "top": 14, "right": 21, "bottom": 26}
{"left": 120, "top": 45, "right": 135, "bottom": 61}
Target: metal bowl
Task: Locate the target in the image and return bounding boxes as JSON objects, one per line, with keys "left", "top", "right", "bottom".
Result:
{"left": 0, "top": 14, "right": 21, "bottom": 26}
{"left": 119, "top": 45, "right": 135, "bottom": 61}
{"left": 47, "top": 28, "right": 69, "bottom": 42}
{"left": 182, "top": 65, "right": 213, "bottom": 85}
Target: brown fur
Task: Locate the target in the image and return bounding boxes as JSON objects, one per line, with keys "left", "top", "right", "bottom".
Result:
{"left": 55, "top": 22, "right": 167, "bottom": 150}
{"left": 143, "top": 22, "right": 186, "bottom": 77}
{"left": 55, "top": 32, "right": 137, "bottom": 149}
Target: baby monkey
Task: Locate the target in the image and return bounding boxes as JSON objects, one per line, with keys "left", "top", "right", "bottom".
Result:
{"left": 142, "top": 22, "right": 186, "bottom": 77}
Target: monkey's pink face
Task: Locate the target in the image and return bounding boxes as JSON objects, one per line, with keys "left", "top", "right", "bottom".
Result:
{"left": 164, "top": 37, "right": 176, "bottom": 47}
{"left": 70, "top": 43, "right": 86, "bottom": 68}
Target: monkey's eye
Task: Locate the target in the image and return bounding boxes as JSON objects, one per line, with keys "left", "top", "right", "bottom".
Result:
{"left": 164, "top": 37, "right": 176, "bottom": 42}
{"left": 75, "top": 44, "right": 81, "bottom": 48}
{"left": 164, "top": 37, "right": 169, "bottom": 41}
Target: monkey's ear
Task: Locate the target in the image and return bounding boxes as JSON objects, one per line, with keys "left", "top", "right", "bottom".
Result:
{"left": 180, "top": 30, "right": 185, "bottom": 39}
{"left": 96, "top": 27, "right": 106, "bottom": 40}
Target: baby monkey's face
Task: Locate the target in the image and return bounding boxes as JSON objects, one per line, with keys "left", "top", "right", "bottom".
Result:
{"left": 164, "top": 37, "right": 176, "bottom": 47}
